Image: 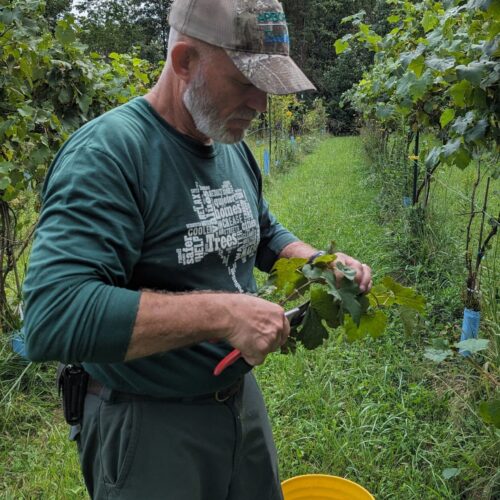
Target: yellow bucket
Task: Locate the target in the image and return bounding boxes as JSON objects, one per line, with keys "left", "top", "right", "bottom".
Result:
{"left": 282, "top": 474, "right": 374, "bottom": 500}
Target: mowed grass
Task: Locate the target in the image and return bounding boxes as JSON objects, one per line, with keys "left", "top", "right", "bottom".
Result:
{"left": 255, "top": 137, "right": 499, "bottom": 499}
{"left": 0, "top": 136, "right": 498, "bottom": 498}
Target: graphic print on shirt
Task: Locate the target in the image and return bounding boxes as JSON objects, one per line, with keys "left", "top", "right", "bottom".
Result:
{"left": 176, "top": 181, "right": 260, "bottom": 292}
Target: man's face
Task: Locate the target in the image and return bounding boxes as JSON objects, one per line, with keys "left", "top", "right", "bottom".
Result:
{"left": 183, "top": 49, "right": 267, "bottom": 144}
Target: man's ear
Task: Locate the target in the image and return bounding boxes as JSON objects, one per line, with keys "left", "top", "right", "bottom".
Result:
{"left": 170, "top": 42, "right": 199, "bottom": 82}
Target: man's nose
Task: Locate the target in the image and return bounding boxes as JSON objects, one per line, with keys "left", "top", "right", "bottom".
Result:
{"left": 247, "top": 87, "right": 268, "bottom": 113}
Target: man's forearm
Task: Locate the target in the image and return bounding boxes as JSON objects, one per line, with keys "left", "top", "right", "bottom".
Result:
{"left": 125, "top": 291, "right": 232, "bottom": 361}
{"left": 125, "top": 290, "right": 289, "bottom": 364}
{"left": 279, "top": 241, "right": 318, "bottom": 260}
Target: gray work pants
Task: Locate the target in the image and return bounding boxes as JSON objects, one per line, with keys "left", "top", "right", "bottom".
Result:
{"left": 72, "top": 373, "right": 284, "bottom": 500}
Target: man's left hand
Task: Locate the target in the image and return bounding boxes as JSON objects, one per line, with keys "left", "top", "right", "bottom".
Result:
{"left": 332, "top": 252, "right": 372, "bottom": 293}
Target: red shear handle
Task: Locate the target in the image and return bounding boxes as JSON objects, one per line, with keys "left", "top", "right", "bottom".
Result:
{"left": 213, "top": 349, "right": 241, "bottom": 376}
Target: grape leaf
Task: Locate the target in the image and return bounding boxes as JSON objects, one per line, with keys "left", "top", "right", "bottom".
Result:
{"left": 337, "top": 278, "right": 363, "bottom": 325}
{"left": 425, "top": 56, "right": 456, "bottom": 72}
{"left": 381, "top": 276, "right": 426, "bottom": 313}
{"left": 425, "top": 146, "right": 442, "bottom": 169}
{"left": 456, "top": 62, "right": 488, "bottom": 87}
{"left": 465, "top": 118, "right": 488, "bottom": 142}
{"left": 268, "top": 258, "right": 308, "bottom": 295}
{"left": 297, "top": 307, "right": 329, "bottom": 349}
{"left": 334, "top": 39, "right": 349, "bottom": 55}
{"left": 409, "top": 55, "right": 425, "bottom": 78}
{"left": 421, "top": 11, "right": 438, "bottom": 33}
{"left": 344, "top": 310, "right": 388, "bottom": 342}
{"left": 478, "top": 399, "right": 500, "bottom": 428}
{"left": 310, "top": 286, "right": 342, "bottom": 328}
{"left": 454, "top": 338, "right": 489, "bottom": 353}
{"left": 335, "top": 261, "right": 357, "bottom": 280}
{"left": 368, "top": 283, "right": 396, "bottom": 307}
{"left": 442, "top": 138, "right": 461, "bottom": 157}
{"left": 449, "top": 80, "right": 473, "bottom": 107}
{"left": 424, "top": 348, "right": 454, "bottom": 362}
{"left": 375, "top": 103, "right": 396, "bottom": 119}
{"left": 440, "top": 108, "right": 455, "bottom": 128}
{"left": 442, "top": 468, "right": 461, "bottom": 480}
{"left": 448, "top": 146, "right": 472, "bottom": 169}
{"left": 311, "top": 253, "right": 336, "bottom": 267}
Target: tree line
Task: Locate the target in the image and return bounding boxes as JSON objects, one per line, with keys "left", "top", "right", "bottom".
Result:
{"left": 44, "top": 0, "right": 391, "bottom": 133}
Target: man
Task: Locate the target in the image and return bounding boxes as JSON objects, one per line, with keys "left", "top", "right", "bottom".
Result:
{"left": 23, "top": 0, "right": 372, "bottom": 498}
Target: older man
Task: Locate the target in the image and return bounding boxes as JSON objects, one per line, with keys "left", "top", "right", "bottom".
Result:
{"left": 23, "top": 1, "right": 371, "bottom": 498}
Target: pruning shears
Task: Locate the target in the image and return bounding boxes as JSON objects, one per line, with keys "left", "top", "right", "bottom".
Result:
{"left": 213, "top": 301, "right": 310, "bottom": 376}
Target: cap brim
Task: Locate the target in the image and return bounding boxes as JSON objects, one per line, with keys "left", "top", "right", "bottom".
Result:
{"left": 226, "top": 50, "right": 316, "bottom": 95}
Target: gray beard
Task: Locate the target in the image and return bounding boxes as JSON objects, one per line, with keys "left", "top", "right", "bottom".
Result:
{"left": 183, "top": 71, "right": 254, "bottom": 144}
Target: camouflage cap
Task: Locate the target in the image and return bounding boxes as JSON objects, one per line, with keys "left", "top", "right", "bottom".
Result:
{"left": 168, "top": 0, "right": 316, "bottom": 95}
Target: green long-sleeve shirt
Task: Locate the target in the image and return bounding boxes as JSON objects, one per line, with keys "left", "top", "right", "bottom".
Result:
{"left": 23, "top": 97, "right": 298, "bottom": 397}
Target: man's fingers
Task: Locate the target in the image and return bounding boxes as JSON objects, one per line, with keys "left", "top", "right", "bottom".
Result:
{"left": 359, "top": 263, "right": 372, "bottom": 292}
{"left": 335, "top": 253, "right": 373, "bottom": 293}
{"left": 280, "top": 312, "right": 291, "bottom": 346}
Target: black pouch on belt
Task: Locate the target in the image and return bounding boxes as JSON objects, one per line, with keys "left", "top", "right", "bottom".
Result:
{"left": 57, "top": 364, "right": 89, "bottom": 425}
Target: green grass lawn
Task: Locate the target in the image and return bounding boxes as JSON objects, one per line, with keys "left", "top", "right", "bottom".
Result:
{"left": 0, "top": 136, "right": 498, "bottom": 498}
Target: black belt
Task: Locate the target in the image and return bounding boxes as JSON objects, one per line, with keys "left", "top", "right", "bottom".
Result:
{"left": 87, "top": 376, "right": 243, "bottom": 404}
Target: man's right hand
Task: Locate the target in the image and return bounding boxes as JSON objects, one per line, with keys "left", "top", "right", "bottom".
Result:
{"left": 219, "top": 294, "right": 290, "bottom": 367}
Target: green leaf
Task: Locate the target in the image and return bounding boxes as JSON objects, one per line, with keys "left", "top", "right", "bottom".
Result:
{"left": 17, "top": 105, "right": 35, "bottom": 118}
{"left": 454, "top": 338, "right": 490, "bottom": 353}
{"left": 387, "top": 15, "right": 400, "bottom": 23}
{"left": 311, "top": 253, "right": 336, "bottom": 267}
{"left": 55, "top": 24, "right": 76, "bottom": 45}
{"left": 302, "top": 264, "right": 331, "bottom": 282}
{"left": 478, "top": 399, "right": 500, "bottom": 428}
{"left": 440, "top": 109, "right": 456, "bottom": 128}
{"left": 58, "top": 87, "right": 72, "bottom": 105}
{"left": 368, "top": 284, "right": 395, "bottom": 308}
{"left": 449, "top": 80, "right": 473, "bottom": 107}
{"left": 442, "top": 468, "right": 461, "bottom": 480}
{"left": 77, "top": 94, "right": 93, "bottom": 115}
{"left": 0, "top": 162, "right": 13, "bottom": 174}
{"left": 334, "top": 39, "right": 349, "bottom": 55}
{"left": 0, "top": 177, "right": 11, "bottom": 190}
{"left": 337, "top": 278, "right": 363, "bottom": 325}
{"left": 465, "top": 119, "right": 488, "bottom": 142}
{"left": 268, "top": 258, "right": 308, "bottom": 295}
{"left": 344, "top": 310, "right": 388, "bottom": 342}
{"left": 451, "top": 112, "right": 475, "bottom": 134}
{"left": 381, "top": 276, "right": 426, "bottom": 313}
{"left": 442, "top": 139, "right": 461, "bottom": 157}
{"left": 425, "top": 146, "right": 442, "bottom": 169}
{"left": 421, "top": 11, "right": 439, "bottom": 33}
{"left": 310, "top": 286, "right": 342, "bottom": 328}
{"left": 375, "top": 104, "right": 396, "bottom": 119}
{"left": 424, "top": 348, "right": 454, "bottom": 362}
{"left": 408, "top": 55, "right": 425, "bottom": 78}
{"left": 449, "top": 146, "right": 472, "bottom": 169}
{"left": 298, "top": 307, "right": 329, "bottom": 349}
{"left": 425, "top": 56, "right": 456, "bottom": 72}
{"left": 335, "top": 262, "right": 357, "bottom": 281}
{"left": 456, "top": 62, "right": 488, "bottom": 87}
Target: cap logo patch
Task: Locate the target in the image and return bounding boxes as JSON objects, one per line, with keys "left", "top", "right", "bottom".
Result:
{"left": 257, "top": 10, "right": 289, "bottom": 45}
